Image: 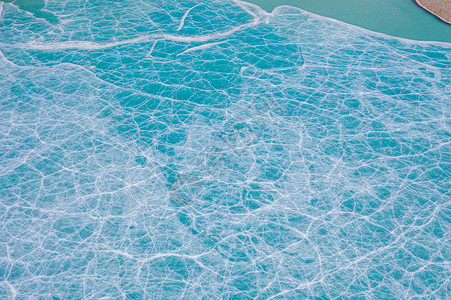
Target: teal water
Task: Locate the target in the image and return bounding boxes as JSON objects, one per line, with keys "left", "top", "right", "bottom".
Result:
{"left": 247, "top": 0, "right": 451, "bottom": 43}
{"left": 0, "top": 0, "right": 450, "bottom": 298}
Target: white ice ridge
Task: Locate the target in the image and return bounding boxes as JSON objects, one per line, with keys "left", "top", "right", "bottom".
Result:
{"left": 20, "top": 36, "right": 153, "bottom": 50}
{"left": 177, "top": 41, "right": 226, "bottom": 55}
{"left": 0, "top": 49, "right": 21, "bottom": 67}
{"left": 234, "top": 0, "right": 269, "bottom": 18}
{"left": 14, "top": 1, "right": 267, "bottom": 51}
{"left": 176, "top": 3, "right": 201, "bottom": 31}
{"left": 18, "top": 24, "right": 255, "bottom": 50}
{"left": 5, "top": 281, "right": 17, "bottom": 299}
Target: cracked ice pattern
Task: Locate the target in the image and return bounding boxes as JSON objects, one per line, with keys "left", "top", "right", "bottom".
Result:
{"left": 0, "top": 0, "right": 450, "bottom": 298}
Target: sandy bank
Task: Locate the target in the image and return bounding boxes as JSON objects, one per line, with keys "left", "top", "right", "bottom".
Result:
{"left": 415, "top": 0, "right": 451, "bottom": 24}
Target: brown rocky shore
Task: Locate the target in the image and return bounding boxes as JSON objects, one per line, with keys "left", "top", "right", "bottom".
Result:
{"left": 415, "top": 0, "right": 451, "bottom": 24}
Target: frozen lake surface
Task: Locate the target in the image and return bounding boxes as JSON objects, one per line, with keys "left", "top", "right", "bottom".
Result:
{"left": 0, "top": 0, "right": 450, "bottom": 298}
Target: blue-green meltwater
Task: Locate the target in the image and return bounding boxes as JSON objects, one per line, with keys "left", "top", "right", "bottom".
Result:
{"left": 247, "top": 0, "right": 451, "bottom": 43}
{"left": 0, "top": 0, "right": 450, "bottom": 298}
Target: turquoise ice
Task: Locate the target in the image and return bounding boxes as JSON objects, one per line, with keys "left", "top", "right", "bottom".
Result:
{"left": 0, "top": 0, "right": 450, "bottom": 298}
